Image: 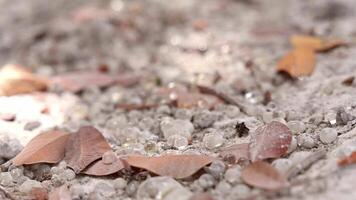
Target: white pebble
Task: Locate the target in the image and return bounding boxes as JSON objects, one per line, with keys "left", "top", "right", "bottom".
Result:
{"left": 167, "top": 135, "right": 188, "bottom": 149}
{"left": 203, "top": 132, "right": 225, "bottom": 149}
{"left": 287, "top": 121, "right": 306, "bottom": 134}
{"left": 161, "top": 118, "right": 194, "bottom": 140}
{"left": 19, "top": 180, "right": 42, "bottom": 193}
{"left": 113, "top": 178, "right": 127, "bottom": 190}
{"left": 224, "top": 166, "right": 242, "bottom": 184}
{"left": 272, "top": 159, "right": 293, "bottom": 174}
{"left": 297, "top": 134, "right": 316, "bottom": 148}
{"left": 0, "top": 172, "right": 13, "bottom": 186}
{"left": 319, "top": 128, "right": 338, "bottom": 144}
{"left": 287, "top": 136, "right": 298, "bottom": 153}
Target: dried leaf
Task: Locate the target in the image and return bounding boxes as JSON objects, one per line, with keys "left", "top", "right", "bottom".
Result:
{"left": 0, "top": 64, "right": 48, "bottom": 96}
{"left": 290, "top": 35, "right": 346, "bottom": 52}
{"left": 338, "top": 152, "right": 356, "bottom": 166}
{"left": 241, "top": 161, "right": 288, "bottom": 190}
{"left": 12, "top": 131, "right": 70, "bottom": 166}
{"left": 125, "top": 154, "right": 213, "bottom": 179}
{"left": 277, "top": 47, "right": 316, "bottom": 78}
{"left": 30, "top": 187, "right": 48, "bottom": 200}
{"left": 342, "top": 76, "right": 354, "bottom": 86}
{"left": 64, "top": 126, "right": 112, "bottom": 173}
{"left": 220, "top": 143, "right": 250, "bottom": 163}
{"left": 249, "top": 121, "right": 292, "bottom": 161}
{"left": 48, "top": 185, "right": 71, "bottom": 200}
{"left": 82, "top": 154, "right": 125, "bottom": 176}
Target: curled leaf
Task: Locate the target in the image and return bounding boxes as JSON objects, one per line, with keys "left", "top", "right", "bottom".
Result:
{"left": 290, "top": 35, "right": 346, "bottom": 52}
{"left": 125, "top": 154, "right": 213, "bottom": 179}
{"left": 0, "top": 64, "right": 48, "bottom": 96}
{"left": 64, "top": 126, "right": 112, "bottom": 173}
{"left": 82, "top": 153, "right": 125, "bottom": 176}
{"left": 277, "top": 47, "right": 316, "bottom": 78}
{"left": 12, "top": 131, "right": 70, "bottom": 166}
{"left": 249, "top": 121, "right": 292, "bottom": 161}
{"left": 241, "top": 161, "right": 288, "bottom": 190}
{"left": 338, "top": 152, "right": 356, "bottom": 166}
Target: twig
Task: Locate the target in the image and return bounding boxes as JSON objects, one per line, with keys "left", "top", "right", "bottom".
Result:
{"left": 285, "top": 149, "right": 327, "bottom": 179}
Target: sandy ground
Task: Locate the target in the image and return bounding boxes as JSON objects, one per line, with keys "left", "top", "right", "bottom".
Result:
{"left": 1, "top": 0, "right": 356, "bottom": 199}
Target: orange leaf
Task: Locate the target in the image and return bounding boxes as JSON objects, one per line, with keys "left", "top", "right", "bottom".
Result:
{"left": 277, "top": 47, "right": 316, "bottom": 78}
{"left": 220, "top": 143, "right": 250, "bottom": 163}
{"left": 64, "top": 126, "right": 112, "bottom": 173}
{"left": 249, "top": 121, "right": 292, "bottom": 161}
{"left": 338, "top": 152, "right": 356, "bottom": 166}
{"left": 0, "top": 64, "right": 48, "bottom": 96}
{"left": 48, "top": 185, "right": 71, "bottom": 200}
{"left": 12, "top": 130, "right": 70, "bottom": 166}
{"left": 125, "top": 154, "right": 213, "bottom": 179}
{"left": 82, "top": 152, "right": 125, "bottom": 176}
{"left": 290, "top": 35, "right": 346, "bottom": 52}
{"left": 241, "top": 161, "right": 288, "bottom": 190}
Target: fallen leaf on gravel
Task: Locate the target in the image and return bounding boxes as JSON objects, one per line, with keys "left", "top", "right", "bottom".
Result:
{"left": 249, "top": 121, "right": 292, "bottom": 161}
{"left": 342, "top": 76, "right": 354, "bottom": 86}
{"left": 0, "top": 64, "right": 48, "bottom": 96}
{"left": 220, "top": 143, "right": 250, "bottom": 163}
{"left": 82, "top": 153, "right": 125, "bottom": 176}
{"left": 0, "top": 113, "right": 16, "bottom": 121}
{"left": 48, "top": 185, "right": 71, "bottom": 200}
{"left": 65, "top": 126, "right": 112, "bottom": 173}
{"left": 125, "top": 154, "right": 213, "bottom": 179}
{"left": 30, "top": 187, "right": 48, "bottom": 200}
{"left": 12, "top": 130, "right": 70, "bottom": 166}
{"left": 277, "top": 47, "right": 316, "bottom": 78}
{"left": 290, "top": 35, "right": 346, "bottom": 52}
{"left": 241, "top": 161, "right": 288, "bottom": 190}
{"left": 338, "top": 152, "right": 356, "bottom": 166}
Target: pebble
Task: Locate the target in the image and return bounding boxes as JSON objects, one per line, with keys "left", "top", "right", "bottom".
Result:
{"left": 287, "top": 121, "right": 306, "bottom": 134}
{"left": 62, "top": 169, "right": 76, "bottom": 181}
{"left": 198, "top": 174, "right": 216, "bottom": 189}
{"left": 324, "top": 111, "right": 337, "bottom": 125}
{"left": 113, "top": 178, "right": 127, "bottom": 190}
{"left": 115, "top": 127, "right": 141, "bottom": 144}
{"left": 19, "top": 180, "right": 42, "bottom": 193}
{"left": 0, "top": 172, "right": 13, "bottom": 186}
{"left": 126, "top": 180, "right": 139, "bottom": 197}
{"left": 163, "top": 187, "right": 193, "bottom": 200}
{"left": 227, "top": 184, "right": 251, "bottom": 199}
{"left": 51, "top": 174, "right": 65, "bottom": 187}
{"left": 157, "top": 105, "right": 171, "bottom": 115}
{"left": 215, "top": 181, "right": 232, "bottom": 195}
{"left": 174, "top": 109, "right": 193, "bottom": 120}
{"left": 94, "top": 181, "right": 116, "bottom": 198}
{"left": 297, "top": 134, "right": 316, "bottom": 148}
{"left": 160, "top": 118, "right": 194, "bottom": 140}
{"left": 137, "top": 177, "right": 192, "bottom": 200}
{"left": 24, "top": 121, "right": 41, "bottom": 131}
{"left": 319, "top": 128, "right": 338, "bottom": 144}
{"left": 206, "top": 160, "right": 226, "bottom": 179}
{"left": 336, "top": 107, "right": 354, "bottom": 125}
{"left": 224, "top": 166, "right": 242, "bottom": 184}
{"left": 262, "top": 111, "right": 273, "bottom": 123}
{"left": 106, "top": 115, "right": 128, "bottom": 130}
{"left": 272, "top": 159, "right": 293, "bottom": 174}
{"left": 50, "top": 166, "right": 64, "bottom": 175}
{"left": 71, "top": 185, "right": 86, "bottom": 199}
{"left": 287, "top": 136, "right": 298, "bottom": 153}
{"left": 0, "top": 137, "right": 23, "bottom": 159}
{"left": 193, "top": 110, "right": 218, "bottom": 128}
{"left": 203, "top": 132, "right": 225, "bottom": 149}
{"left": 10, "top": 168, "right": 26, "bottom": 184}
{"left": 167, "top": 134, "right": 188, "bottom": 149}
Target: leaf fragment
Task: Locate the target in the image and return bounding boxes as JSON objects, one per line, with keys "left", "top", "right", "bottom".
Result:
{"left": 82, "top": 152, "right": 125, "bottom": 176}
{"left": 338, "top": 152, "right": 356, "bottom": 166}
{"left": 290, "top": 35, "right": 346, "bottom": 52}
{"left": 220, "top": 143, "right": 250, "bottom": 164}
{"left": 241, "top": 161, "right": 288, "bottom": 190}
{"left": 64, "top": 126, "right": 112, "bottom": 173}
{"left": 12, "top": 131, "right": 70, "bottom": 166}
{"left": 125, "top": 154, "right": 213, "bottom": 179}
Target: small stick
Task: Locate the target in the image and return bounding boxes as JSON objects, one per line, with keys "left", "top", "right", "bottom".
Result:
{"left": 285, "top": 149, "right": 327, "bottom": 179}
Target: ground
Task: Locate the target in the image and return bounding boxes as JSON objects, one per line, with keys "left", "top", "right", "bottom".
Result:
{"left": 1, "top": 0, "right": 356, "bottom": 199}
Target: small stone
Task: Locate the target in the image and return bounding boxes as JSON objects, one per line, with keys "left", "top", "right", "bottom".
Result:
{"left": 19, "top": 180, "right": 42, "bottom": 193}
{"left": 51, "top": 174, "right": 65, "bottom": 187}
{"left": 94, "top": 181, "right": 115, "bottom": 198}
{"left": 262, "top": 111, "right": 273, "bottom": 123}
{"left": 206, "top": 160, "right": 226, "bottom": 179}
{"left": 24, "top": 121, "right": 41, "bottom": 131}
{"left": 215, "top": 181, "right": 232, "bottom": 195}
{"left": 203, "top": 132, "right": 225, "bottom": 149}
{"left": 290, "top": 151, "right": 311, "bottom": 164}
{"left": 198, "top": 174, "right": 216, "bottom": 189}
{"left": 309, "top": 112, "right": 324, "bottom": 125}
{"left": 10, "top": 168, "right": 26, "bottom": 184}
{"left": 71, "top": 185, "right": 86, "bottom": 199}
{"left": 115, "top": 127, "right": 141, "bottom": 144}
{"left": 324, "top": 111, "right": 337, "bottom": 125}
{"left": 224, "top": 166, "right": 242, "bottom": 184}
{"left": 126, "top": 180, "right": 139, "bottom": 197}
{"left": 167, "top": 135, "right": 188, "bottom": 149}
{"left": 102, "top": 151, "right": 117, "bottom": 164}
{"left": 163, "top": 187, "right": 193, "bottom": 200}
{"left": 0, "top": 172, "right": 13, "bottom": 186}
{"left": 287, "top": 136, "right": 298, "bottom": 153}
{"left": 174, "top": 109, "right": 193, "bottom": 120}
{"left": 160, "top": 118, "right": 194, "bottom": 140}
{"left": 272, "top": 159, "right": 293, "bottom": 174}
{"left": 336, "top": 107, "right": 354, "bottom": 125}
{"left": 144, "top": 142, "right": 159, "bottom": 153}
{"left": 193, "top": 110, "right": 218, "bottom": 128}
{"left": 297, "top": 134, "right": 316, "bottom": 148}
{"left": 50, "top": 166, "right": 64, "bottom": 175}
{"left": 106, "top": 115, "right": 128, "bottom": 130}
{"left": 0, "top": 137, "right": 23, "bottom": 159}
{"left": 113, "top": 178, "right": 127, "bottom": 190}
{"left": 228, "top": 184, "right": 251, "bottom": 199}
{"left": 157, "top": 105, "right": 171, "bottom": 115}
{"left": 319, "top": 128, "right": 338, "bottom": 144}
{"left": 287, "top": 121, "right": 306, "bottom": 134}
{"left": 62, "top": 169, "right": 76, "bottom": 181}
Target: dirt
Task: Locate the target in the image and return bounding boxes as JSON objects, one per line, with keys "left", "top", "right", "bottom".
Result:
{"left": 1, "top": 0, "right": 356, "bottom": 199}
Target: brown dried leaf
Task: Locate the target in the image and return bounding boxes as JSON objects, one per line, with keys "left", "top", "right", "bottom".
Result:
{"left": 64, "top": 126, "right": 112, "bottom": 173}
{"left": 12, "top": 131, "right": 70, "bottom": 166}
{"left": 338, "top": 152, "right": 356, "bottom": 166}
{"left": 30, "top": 187, "right": 48, "bottom": 200}
{"left": 48, "top": 185, "right": 71, "bottom": 200}
{"left": 277, "top": 47, "right": 316, "bottom": 78}
{"left": 220, "top": 143, "right": 250, "bottom": 163}
{"left": 242, "top": 161, "right": 288, "bottom": 190}
{"left": 125, "top": 154, "right": 213, "bottom": 179}
{"left": 249, "top": 121, "right": 292, "bottom": 161}
{"left": 290, "top": 35, "right": 346, "bottom": 52}
{"left": 82, "top": 154, "right": 125, "bottom": 176}
{"left": 0, "top": 64, "right": 48, "bottom": 96}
